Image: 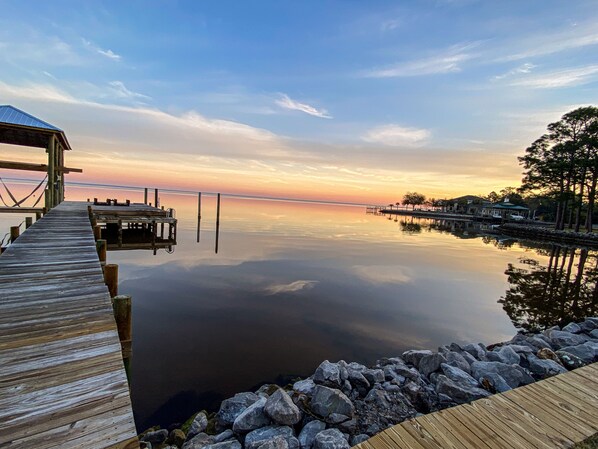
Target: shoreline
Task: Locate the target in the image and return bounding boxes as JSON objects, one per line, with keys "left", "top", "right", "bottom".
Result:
{"left": 138, "top": 317, "right": 598, "bottom": 449}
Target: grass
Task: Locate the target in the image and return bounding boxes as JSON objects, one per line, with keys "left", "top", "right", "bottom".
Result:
{"left": 574, "top": 434, "right": 598, "bottom": 448}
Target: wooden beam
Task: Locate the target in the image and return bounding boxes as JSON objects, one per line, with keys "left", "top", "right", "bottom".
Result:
{"left": 0, "top": 207, "right": 44, "bottom": 213}
{"left": 0, "top": 160, "right": 83, "bottom": 173}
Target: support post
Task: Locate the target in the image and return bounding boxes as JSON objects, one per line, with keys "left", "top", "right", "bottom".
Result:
{"left": 144, "top": 188, "right": 148, "bottom": 205}
{"left": 118, "top": 219, "right": 123, "bottom": 248}
{"left": 154, "top": 188, "right": 159, "bottom": 208}
{"left": 10, "top": 226, "right": 19, "bottom": 243}
{"left": 46, "top": 136, "right": 55, "bottom": 209}
{"left": 93, "top": 225, "right": 102, "bottom": 240}
{"left": 96, "top": 239, "right": 107, "bottom": 264}
{"left": 35, "top": 211, "right": 42, "bottom": 221}
{"left": 25, "top": 217, "right": 32, "bottom": 229}
{"left": 215, "top": 193, "right": 220, "bottom": 253}
{"left": 112, "top": 295, "right": 132, "bottom": 375}
{"left": 197, "top": 192, "right": 202, "bottom": 243}
{"left": 104, "top": 264, "right": 119, "bottom": 298}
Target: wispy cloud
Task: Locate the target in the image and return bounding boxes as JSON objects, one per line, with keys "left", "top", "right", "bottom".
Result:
{"left": 381, "top": 19, "right": 401, "bottom": 32}
{"left": 265, "top": 280, "right": 318, "bottom": 295}
{"left": 276, "top": 94, "right": 332, "bottom": 119}
{"left": 492, "top": 62, "right": 536, "bottom": 80}
{"left": 364, "top": 42, "right": 479, "bottom": 78}
{"left": 362, "top": 124, "right": 431, "bottom": 147}
{"left": 82, "top": 38, "right": 121, "bottom": 61}
{"left": 509, "top": 65, "right": 598, "bottom": 89}
{"left": 109, "top": 81, "right": 151, "bottom": 100}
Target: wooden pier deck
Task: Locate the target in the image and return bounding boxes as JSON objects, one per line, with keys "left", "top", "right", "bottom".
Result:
{"left": 357, "top": 362, "right": 598, "bottom": 449}
{"left": 0, "top": 201, "right": 138, "bottom": 449}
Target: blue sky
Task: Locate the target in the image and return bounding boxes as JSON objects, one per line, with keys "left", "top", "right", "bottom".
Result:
{"left": 1, "top": 0, "right": 597, "bottom": 202}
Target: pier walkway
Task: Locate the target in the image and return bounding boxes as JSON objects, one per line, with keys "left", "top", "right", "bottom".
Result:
{"left": 0, "top": 202, "right": 138, "bottom": 449}
{"left": 357, "top": 362, "right": 598, "bottom": 449}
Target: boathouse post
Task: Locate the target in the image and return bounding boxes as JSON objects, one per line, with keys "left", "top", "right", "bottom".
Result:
{"left": 97, "top": 239, "right": 107, "bottom": 264}
{"left": 104, "top": 264, "right": 119, "bottom": 298}
{"left": 112, "top": 294, "right": 133, "bottom": 378}
{"left": 154, "top": 188, "right": 159, "bottom": 208}
{"left": 10, "top": 226, "right": 19, "bottom": 242}
{"left": 25, "top": 217, "right": 32, "bottom": 229}
{"left": 144, "top": 188, "right": 148, "bottom": 204}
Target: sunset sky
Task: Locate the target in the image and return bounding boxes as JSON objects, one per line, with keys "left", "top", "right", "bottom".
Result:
{"left": 1, "top": 0, "right": 597, "bottom": 204}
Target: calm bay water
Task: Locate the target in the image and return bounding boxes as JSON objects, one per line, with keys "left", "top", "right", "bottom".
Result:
{"left": 2, "top": 185, "right": 597, "bottom": 430}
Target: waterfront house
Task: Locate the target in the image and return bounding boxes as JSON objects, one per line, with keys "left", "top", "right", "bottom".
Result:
{"left": 481, "top": 198, "right": 529, "bottom": 219}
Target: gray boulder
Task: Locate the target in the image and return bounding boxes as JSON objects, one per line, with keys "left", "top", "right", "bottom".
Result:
{"left": 526, "top": 335, "right": 553, "bottom": 350}
{"left": 471, "top": 361, "right": 532, "bottom": 388}
{"left": 245, "top": 426, "right": 299, "bottom": 449}
{"left": 346, "top": 368, "right": 370, "bottom": 389}
{"left": 298, "top": 420, "right": 326, "bottom": 449}
{"left": 562, "top": 322, "right": 582, "bottom": 334}
{"left": 580, "top": 319, "right": 598, "bottom": 333}
{"left": 419, "top": 353, "right": 447, "bottom": 378}
{"left": 362, "top": 369, "right": 384, "bottom": 385}
{"left": 214, "top": 430, "right": 235, "bottom": 443}
{"left": 203, "top": 442, "right": 242, "bottom": 449}
{"left": 444, "top": 351, "right": 471, "bottom": 374}
{"left": 183, "top": 433, "right": 215, "bottom": 449}
{"left": 232, "top": 397, "right": 271, "bottom": 433}
{"left": 462, "top": 343, "right": 486, "bottom": 361}
{"left": 265, "top": 388, "right": 302, "bottom": 426}
{"left": 496, "top": 346, "right": 520, "bottom": 365}
{"left": 217, "top": 392, "right": 260, "bottom": 429}
{"left": 440, "top": 363, "right": 479, "bottom": 388}
{"left": 294, "top": 379, "right": 316, "bottom": 395}
{"left": 257, "top": 437, "right": 288, "bottom": 449}
{"left": 526, "top": 355, "right": 568, "bottom": 379}
{"left": 313, "top": 429, "right": 350, "bottom": 449}
{"left": 350, "top": 434, "right": 369, "bottom": 446}
{"left": 187, "top": 412, "right": 209, "bottom": 439}
{"left": 142, "top": 429, "right": 168, "bottom": 445}
{"left": 435, "top": 375, "right": 490, "bottom": 404}
{"left": 478, "top": 373, "right": 512, "bottom": 393}
{"left": 556, "top": 351, "right": 586, "bottom": 369}
{"left": 590, "top": 329, "right": 598, "bottom": 339}
{"left": 508, "top": 345, "right": 534, "bottom": 354}
{"left": 314, "top": 361, "right": 342, "bottom": 388}
{"left": 310, "top": 386, "right": 354, "bottom": 419}
{"left": 560, "top": 342, "right": 598, "bottom": 364}
{"left": 401, "top": 350, "right": 433, "bottom": 369}
{"left": 548, "top": 330, "right": 588, "bottom": 349}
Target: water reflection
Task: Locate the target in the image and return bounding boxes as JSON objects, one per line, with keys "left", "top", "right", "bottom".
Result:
{"left": 499, "top": 245, "right": 598, "bottom": 332}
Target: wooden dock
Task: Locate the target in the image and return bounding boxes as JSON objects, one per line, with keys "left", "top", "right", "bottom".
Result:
{"left": 0, "top": 201, "right": 138, "bottom": 449}
{"left": 357, "top": 362, "right": 598, "bottom": 449}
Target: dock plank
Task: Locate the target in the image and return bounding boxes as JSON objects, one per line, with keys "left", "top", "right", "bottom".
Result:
{"left": 0, "top": 202, "right": 138, "bottom": 449}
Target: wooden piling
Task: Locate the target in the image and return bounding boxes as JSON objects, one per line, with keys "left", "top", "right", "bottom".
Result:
{"left": 154, "top": 188, "right": 159, "bottom": 208}
{"left": 215, "top": 193, "right": 220, "bottom": 253}
{"left": 118, "top": 219, "right": 123, "bottom": 248}
{"left": 93, "top": 225, "right": 102, "bottom": 240}
{"left": 104, "top": 264, "right": 119, "bottom": 298}
{"left": 144, "top": 188, "right": 148, "bottom": 204}
{"left": 25, "top": 217, "right": 32, "bottom": 229}
{"left": 35, "top": 211, "right": 41, "bottom": 221}
{"left": 10, "top": 226, "right": 19, "bottom": 243}
{"left": 96, "top": 239, "right": 107, "bottom": 264}
{"left": 197, "top": 192, "right": 202, "bottom": 242}
{"left": 112, "top": 294, "right": 132, "bottom": 365}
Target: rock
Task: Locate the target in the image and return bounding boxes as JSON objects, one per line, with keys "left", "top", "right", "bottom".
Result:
{"left": 508, "top": 345, "right": 534, "bottom": 354}
{"left": 203, "top": 441, "right": 242, "bottom": 449}
{"left": 562, "top": 322, "right": 582, "bottom": 334}
{"left": 346, "top": 368, "right": 370, "bottom": 389}
{"left": 142, "top": 429, "right": 168, "bottom": 445}
{"left": 459, "top": 350, "right": 478, "bottom": 366}
{"left": 470, "top": 361, "right": 532, "bottom": 388}
{"left": 526, "top": 355, "right": 567, "bottom": 379}
{"left": 548, "top": 330, "right": 588, "bottom": 349}
{"left": 496, "top": 346, "right": 520, "bottom": 365}
{"left": 440, "top": 363, "right": 479, "bottom": 388}
{"left": 337, "top": 417, "right": 357, "bottom": 433}
{"left": 351, "top": 434, "right": 370, "bottom": 446}
{"left": 169, "top": 429, "right": 186, "bottom": 447}
{"left": 337, "top": 361, "right": 350, "bottom": 382}
{"left": 310, "top": 386, "right": 354, "bottom": 419}
{"left": 580, "top": 319, "right": 598, "bottom": 333}
{"left": 401, "top": 350, "right": 433, "bottom": 369}
{"left": 382, "top": 381, "right": 401, "bottom": 392}
{"left": 298, "top": 420, "right": 326, "bottom": 449}
{"left": 364, "top": 389, "right": 390, "bottom": 409}
{"left": 216, "top": 392, "right": 260, "bottom": 429}
{"left": 391, "top": 364, "right": 421, "bottom": 381}
{"left": 560, "top": 342, "right": 598, "bottom": 364}
{"left": 314, "top": 361, "right": 342, "bottom": 388}
{"left": 257, "top": 437, "right": 288, "bottom": 449}
{"left": 348, "top": 362, "right": 367, "bottom": 371}
{"left": 257, "top": 384, "right": 279, "bottom": 397}
{"left": 313, "top": 429, "right": 350, "bottom": 449}
{"left": 435, "top": 375, "right": 490, "bottom": 404}
{"left": 214, "top": 430, "right": 235, "bottom": 443}
{"left": 294, "top": 379, "right": 316, "bottom": 395}
{"left": 537, "top": 348, "right": 559, "bottom": 362}
{"left": 478, "top": 373, "right": 512, "bottom": 393}
{"left": 265, "top": 388, "right": 302, "bottom": 426}
{"left": 486, "top": 352, "right": 502, "bottom": 363}
{"left": 245, "top": 426, "right": 299, "bottom": 449}
{"left": 526, "top": 335, "right": 553, "bottom": 350}
{"left": 462, "top": 343, "right": 487, "bottom": 361}
{"left": 590, "top": 329, "right": 598, "bottom": 339}
{"left": 444, "top": 351, "right": 471, "bottom": 374}
{"left": 327, "top": 413, "right": 351, "bottom": 424}
{"left": 188, "top": 412, "right": 208, "bottom": 439}
{"left": 183, "top": 433, "right": 215, "bottom": 449}
{"left": 362, "top": 369, "right": 384, "bottom": 385}
{"left": 557, "top": 351, "right": 587, "bottom": 369}
{"left": 419, "top": 353, "right": 447, "bottom": 378}
{"left": 233, "top": 397, "right": 271, "bottom": 433}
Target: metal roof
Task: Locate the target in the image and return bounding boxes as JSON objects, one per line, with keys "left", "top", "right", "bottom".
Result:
{"left": 0, "top": 105, "right": 62, "bottom": 131}
{"left": 0, "top": 105, "right": 72, "bottom": 150}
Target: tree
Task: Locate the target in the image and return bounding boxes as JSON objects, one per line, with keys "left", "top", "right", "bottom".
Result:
{"left": 402, "top": 192, "right": 426, "bottom": 210}
{"left": 519, "top": 106, "right": 598, "bottom": 231}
